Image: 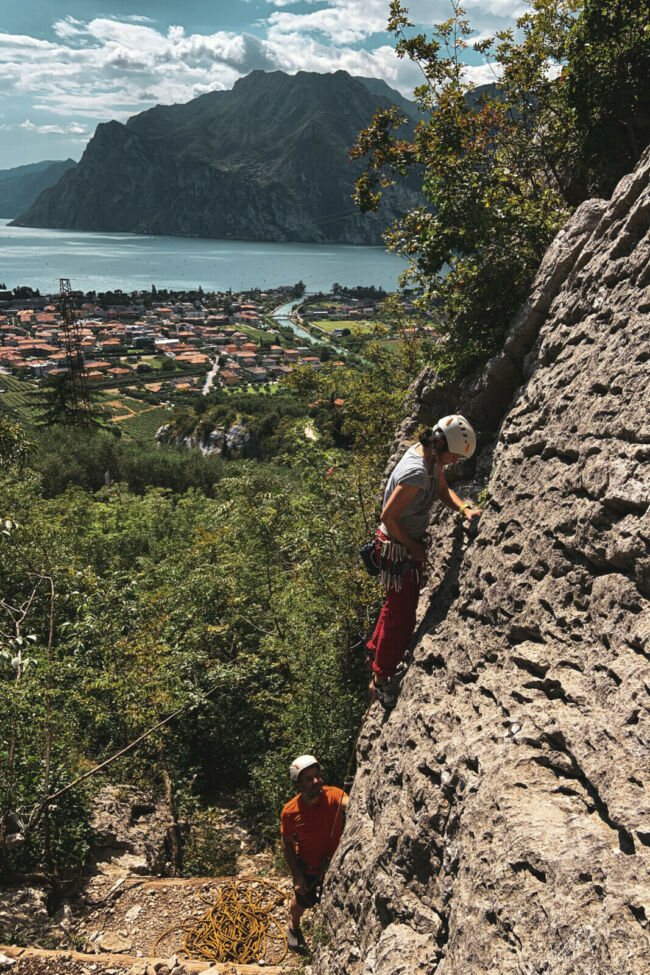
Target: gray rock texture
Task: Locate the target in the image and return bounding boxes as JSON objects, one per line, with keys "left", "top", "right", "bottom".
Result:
{"left": 155, "top": 422, "right": 260, "bottom": 458}
{"left": 314, "top": 154, "right": 650, "bottom": 972}
{"left": 90, "top": 785, "right": 171, "bottom": 876}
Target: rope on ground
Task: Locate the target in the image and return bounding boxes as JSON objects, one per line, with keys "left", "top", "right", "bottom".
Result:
{"left": 153, "top": 878, "right": 289, "bottom": 966}
{"left": 153, "top": 704, "right": 372, "bottom": 964}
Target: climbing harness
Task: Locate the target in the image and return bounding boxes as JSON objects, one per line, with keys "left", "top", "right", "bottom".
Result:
{"left": 377, "top": 533, "right": 421, "bottom": 592}
{"left": 153, "top": 878, "right": 289, "bottom": 965}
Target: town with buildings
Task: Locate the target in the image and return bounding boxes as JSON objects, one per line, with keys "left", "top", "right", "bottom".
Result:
{"left": 0, "top": 284, "right": 427, "bottom": 438}
{"left": 0, "top": 286, "right": 331, "bottom": 391}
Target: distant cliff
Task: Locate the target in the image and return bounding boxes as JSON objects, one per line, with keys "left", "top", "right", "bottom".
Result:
{"left": 315, "top": 150, "right": 650, "bottom": 974}
{"left": 156, "top": 422, "right": 260, "bottom": 459}
{"left": 0, "top": 159, "right": 76, "bottom": 218}
{"left": 12, "top": 71, "right": 420, "bottom": 245}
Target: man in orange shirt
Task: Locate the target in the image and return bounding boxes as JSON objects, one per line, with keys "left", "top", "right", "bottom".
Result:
{"left": 281, "top": 754, "right": 349, "bottom": 949}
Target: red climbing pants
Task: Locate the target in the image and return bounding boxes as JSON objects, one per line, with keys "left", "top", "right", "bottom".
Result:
{"left": 367, "top": 554, "right": 422, "bottom": 680}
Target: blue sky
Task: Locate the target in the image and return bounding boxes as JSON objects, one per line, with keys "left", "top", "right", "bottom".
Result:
{"left": 0, "top": 0, "right": 526, "bottom": 169}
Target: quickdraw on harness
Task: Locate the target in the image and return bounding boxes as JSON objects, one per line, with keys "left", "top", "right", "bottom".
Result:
{"left": 377, "top": 535, "right": 421, "bottom": 592}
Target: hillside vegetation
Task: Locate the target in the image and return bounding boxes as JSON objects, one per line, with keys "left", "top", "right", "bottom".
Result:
{"left": 1, "top": 0, "right": 648, "bottom": 912}
{"left": 0, "top": 325, "right": 431, "bottom": 886}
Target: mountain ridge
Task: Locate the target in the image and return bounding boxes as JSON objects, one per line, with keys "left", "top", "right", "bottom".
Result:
{"left": 0, "top": 159, "right": 76, "bottom": 218}
{"left": 12, "top": 71, "right": 421, "bottom": 245}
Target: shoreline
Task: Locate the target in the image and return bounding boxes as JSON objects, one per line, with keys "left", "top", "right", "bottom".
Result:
{"left": 0, "top": 219, "right": 406, "bottom": 295}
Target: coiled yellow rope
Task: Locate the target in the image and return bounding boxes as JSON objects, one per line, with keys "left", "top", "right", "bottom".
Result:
{"left": 153, "top": 878, "right": 289, "bottom": 965}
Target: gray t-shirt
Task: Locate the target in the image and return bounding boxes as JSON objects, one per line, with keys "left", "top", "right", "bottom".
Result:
{"left": 380, "top": 445, "right": 438, "bottom": 541}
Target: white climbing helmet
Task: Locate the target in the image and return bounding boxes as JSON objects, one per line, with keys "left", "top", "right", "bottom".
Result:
{"left": 289, "top": 754, "right": 319, "bottom": 783}
{"left": 436, "top": 415, "right": 477, "bottom": 458}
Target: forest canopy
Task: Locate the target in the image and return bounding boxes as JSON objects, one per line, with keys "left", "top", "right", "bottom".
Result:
{"left": 2, "top": 0, "right": 649, "bottom": 892}
{"left": 352, "top": 0, "right": 650, "bottom": 374}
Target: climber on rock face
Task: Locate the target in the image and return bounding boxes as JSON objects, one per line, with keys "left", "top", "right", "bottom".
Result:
{"left": 367, "top": 414, "right": 482, "bottom": 705}
{"left": 281, "top": 754, "right": 349, "bottom": 950}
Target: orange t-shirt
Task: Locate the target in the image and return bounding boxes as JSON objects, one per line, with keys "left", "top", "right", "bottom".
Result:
{"left": 281, "top": 785, "right": 346, "bottom": 873}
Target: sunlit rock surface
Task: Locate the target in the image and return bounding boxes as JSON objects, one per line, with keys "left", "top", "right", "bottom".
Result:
{"left": 315, "top": 151, "right": 650, "bottom": 975}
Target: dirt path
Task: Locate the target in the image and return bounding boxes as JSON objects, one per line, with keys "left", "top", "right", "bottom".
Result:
{"left": 0, "top": 873, "right": 310, "bottom": 975}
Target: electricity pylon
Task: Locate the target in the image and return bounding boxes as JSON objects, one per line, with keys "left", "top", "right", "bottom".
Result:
{"left": 58, "top": 277, "right": 92, "bottom": 426}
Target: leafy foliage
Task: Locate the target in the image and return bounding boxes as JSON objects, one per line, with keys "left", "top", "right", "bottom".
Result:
{"left": 1, "top": 269, "right": 442, "bottom": 881}
{"left": 163, "top": 393, "right": 310, "bottom": 460}
{"left": 0, "top": 416, "right": 34, "bottom": 471}
{"left": 352, "top": 0, "right": 650, "bottom": 377}
{"left": 0, "top": 399, "right": 389, "bottom": 879}
{"left": 565, "top": 0, "right": 650, "bottom": 196}
{"left": 28, "top": 426, "right": 227, "bottom": 497}
{"left": 182, "top": 811, "right": 240, "bottom": 877}
{"left": 3, "top": 0, "right": 648, "bottom": 896}
{"left": 32, "top": 372, "right": 101, "bottom": 428}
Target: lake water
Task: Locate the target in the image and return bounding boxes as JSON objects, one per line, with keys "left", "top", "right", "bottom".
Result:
{"left": 0, "top": 219, "right": 408, "bottom": 295}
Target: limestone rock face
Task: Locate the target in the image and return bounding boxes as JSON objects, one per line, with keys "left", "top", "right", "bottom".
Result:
{"left": 90, "top": 785, "right": 171, "bottom": 876}
{"left": 156, "top": 421, "right": 260, "bottom": 458}
{"left": 315, "top": 155, "right": 650, "bottom": 972}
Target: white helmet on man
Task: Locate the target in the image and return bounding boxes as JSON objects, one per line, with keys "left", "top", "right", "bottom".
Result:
{"left": 289, "top": 754, "right": 319, "bottom": 783}
{"left": 436, "top": 414, "right": 477, "bottom": 458}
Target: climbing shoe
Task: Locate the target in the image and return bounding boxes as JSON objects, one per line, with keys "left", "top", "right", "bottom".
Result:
{"left": 370, "top": 676, "right": 397, "bottom": 708}
{"left": 287, "top": 926, "right": 306, "bottom": 951}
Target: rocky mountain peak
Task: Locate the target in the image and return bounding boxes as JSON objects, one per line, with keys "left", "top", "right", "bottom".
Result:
{"left": 11, "top": 70, "right": 420, "bottom": 244}
{"left": 315, "top": 148, "right": 650, "bottom": 974}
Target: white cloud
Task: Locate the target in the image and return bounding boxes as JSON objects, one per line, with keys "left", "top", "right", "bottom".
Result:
{"left": 52, "top": 17, "right": 87, "bottom": 40}
{"left": 267, "top": 0, "right": 387, "bottom": 44}
{"left": 1, "top": 118, "right": 90, "bottom": 136}
{"left": 463, "top": 62, "right": 502, "bottom": 86}
{"left": 0, "top": 32, "right": 57, "bottom": 50}
{"left": 403, "top": 0, "right": 524, "bottom": 19}
{"left": 465, "top": 0, "right": 526, "bottom": 15}
{"left": 0, "top": 1, "right": 526, "bottom": 158}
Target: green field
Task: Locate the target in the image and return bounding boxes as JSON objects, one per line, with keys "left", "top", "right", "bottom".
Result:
{"left": 0, "top": 374, "right": 35, "bottom": 392}
{"left": 238, "top": 324, "right": 269, "bottom": 341}
{"left": 117, "top": 406, "right": 172, "bottom": 441}
{"left": 0, "top": 376, "right": 169, "bottom": 440}
{"left": 124, "top": 356, "right": 164, "bottom": 371}
{"left": 0, "top": 375, "right": 40, "bottom": 422}
{"left": 99, "top": 394, "right": 149, "bottom": 416}
{"left": 311, "top": 318, "right": 376, "bottom": 335}
{"left": 222, "top": 383, "right": 280, "bottom": 396}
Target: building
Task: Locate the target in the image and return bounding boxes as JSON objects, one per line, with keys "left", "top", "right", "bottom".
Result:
{"left": 246, "top": 366, "right": 267, "bottom": 383}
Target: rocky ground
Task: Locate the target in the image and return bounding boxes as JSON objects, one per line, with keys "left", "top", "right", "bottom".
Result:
{"left": 0, "top": 788, "right": 311, "bottom": 975}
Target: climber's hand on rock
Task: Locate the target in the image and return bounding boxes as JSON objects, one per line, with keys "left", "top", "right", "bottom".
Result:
{"left": 464, "top": 507, "right": 482, "bottom": 520}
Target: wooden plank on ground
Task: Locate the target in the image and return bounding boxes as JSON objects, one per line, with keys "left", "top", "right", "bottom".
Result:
{"left": 0, "top": 944, "right": 286, "bottom": 974}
